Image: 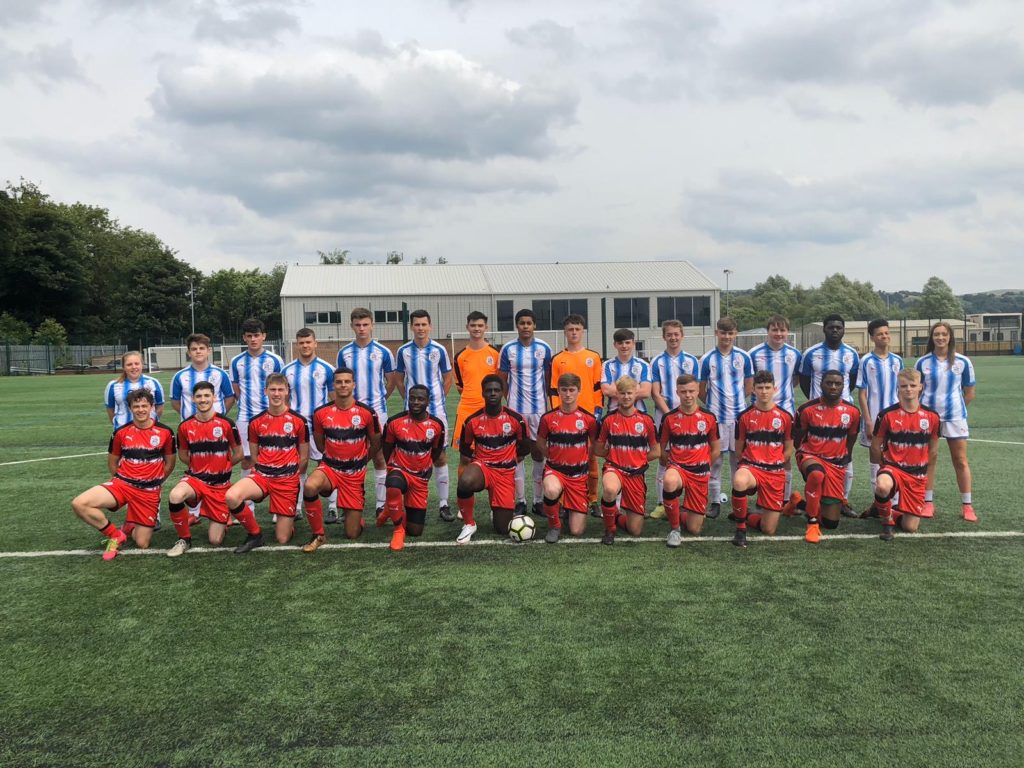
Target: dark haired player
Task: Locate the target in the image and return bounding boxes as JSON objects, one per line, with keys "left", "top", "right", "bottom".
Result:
{"left": 225, "top": 373, "right": 308, "bottom": 552}
{"left": 794, "top": 370, "right": 860, "bottom": 545}
{"left": 872, "top": 369, "right": 941, "bottom": 541}
{"left": 659, "top": 374, "right": 720, "bottom": 546}
{"left": 594, "top": 376, "right": 659, "bottom": 545}
{"left": 377, "top": 384, "right": 447, "bottom": 551}
{"left": 535, "top": 372, "right": 599, "bottom": 543}
{"left": 166, "top": 381, "right": 259, "bottom": 556}
{"left": 72, "top": 389, "right": 176, "bottom": 560}
{"left": 455, "top": 374, "right": 529, "bottom": 544}
{"left": 302, "top": 367, "right": 381, "bottom": 553}
{"left": 729, "top": 371, "right": 793, "bottom": 549}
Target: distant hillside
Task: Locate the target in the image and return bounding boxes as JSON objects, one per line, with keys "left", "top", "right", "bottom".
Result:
{"left": 958, "top": 290, "right": 1024, "bottom": 314}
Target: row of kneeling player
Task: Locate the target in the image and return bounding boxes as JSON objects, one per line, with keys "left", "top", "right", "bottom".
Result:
{"left": 72, "top": 365, "right": 942, "bottom": 560}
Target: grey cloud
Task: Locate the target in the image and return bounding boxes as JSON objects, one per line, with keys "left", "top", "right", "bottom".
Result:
{"left": 685, "top": 162, "right": 1023, "bottom": 246}
{"left": 194, "top": 5, "right": 300, "bottom": 44}
{"left": 0, "top": 0, "right": 58, "bottom": 26}
{"left": 623, "top": 0, "right": 718, "bottom": 63}
{"left": 785, "top": 95, "right": 861, "bottom": 123}
{"left": 594, "top": 71, "right": 688, "bottom": 102}
{"left": 0, "top": 40, "right": 89, "bottom": 87}
{"left": 506, "top": 20, "right": 578, "bottom": 60}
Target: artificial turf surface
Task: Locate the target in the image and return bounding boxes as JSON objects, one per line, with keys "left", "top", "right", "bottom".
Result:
{"left": 1, "top": 358, "right": 1022, "bottom": 766}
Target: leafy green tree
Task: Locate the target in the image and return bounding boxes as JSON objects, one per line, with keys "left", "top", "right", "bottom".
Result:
{"left": 0, "top": 312, "right": 32, "bottom": 343}
{"left": 318, "top": 249, "right": 349, "bottom": 264}
{"left": 915, "top": 276, "right": 963, "bottom": 319}
{"left": 33, "top": 317, "right": 69, "bottom": 346}
{"left": 804, "top": 274, "right": 886, "bottom": 322}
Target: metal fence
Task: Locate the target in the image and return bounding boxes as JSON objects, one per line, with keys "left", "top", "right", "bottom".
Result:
{"left": 0, "top": 345, "right": 129, "bottom": 375}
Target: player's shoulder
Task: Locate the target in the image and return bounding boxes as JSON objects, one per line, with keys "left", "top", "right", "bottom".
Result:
{"left": 797, "top": 398, "right": 819, "bottom": 414}
{"left": 919, "top": 404, "right": 940, "bottom": 418}
{"left": 737, "top": 403, "right": 759, "bottom": 420}
{"left": 313, "top": 401, "right": 334, "bottom": 415}
{"left": 465, "top": 406, "right": 487, "bottom": 422}
{"left": 282, "top": 358, "right": 299, "bottom": 372}
{"left": 111, "top": 420, "right": 134, "bottom": 437}
{"left": 503, "top": 406, "right": 526, "bottom": 423}
{"left": 803, "top": 341, "right": 824, "bottom": 354}
{"left": 640, "top": 411, "right": 657, "bottom": 428}
{"left": 576, "top": 406, "right": 597, "bottom": 420}
{"left": 214, "top": 413, "right": 238, "bottom": 428}
{"left": 178, "top": 414, "right": 198, "bottom": 429}
{"left": 152, "top": 420, "right": 176, "bottom": 436}
{"left": 733, "top": 347, "right": 753, "bottom": 360}
{"left": 877, "top": 402, "right": 902, "bottom": 419}
{"left": 250, "top": 408, "right": 270, "bottom": 422}
{"left": 353, "top": 399, "right": 376, "bottom": 416}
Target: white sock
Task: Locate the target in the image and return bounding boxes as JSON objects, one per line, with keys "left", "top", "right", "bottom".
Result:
{"left": 961, "top": 492, "right": 972, "bottom": 504}
{"left": 784, "top": 470, "right": 792, "bottom": 500}
{"left": 925, "top": 489, "right": 934, "bottom": 502}
{"left": 657, "top": 465, "right": 666, "bottom": 503}
{"left": 297, "top": 472, "right": 307, "bottom": 510}
{"left": 869, "top": 463, "right": 879, "bottom": 493}
{"left": 709, "top": 454, "right": 723, "bottom": 501}
{"left": 515, "top": 461, "right": 526, "bottom": 504}
{"left": 844, "top": 463, "right": 854, "bottom": 499}
{"left": 436, "top": 465, "right": 450, "bottom": 508}
{"left": 329, "top": 489, "right": 338, "bottom": 511}
{"left": 532, "top": 460, "right": 545, "bottom": 504}
{"left": 374, "top": 469, "right": 387, "bottom": 509}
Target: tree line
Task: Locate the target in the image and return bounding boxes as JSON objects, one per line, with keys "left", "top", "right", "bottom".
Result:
{"left": 0, "top": 182, "right": 285, "bottom": 345}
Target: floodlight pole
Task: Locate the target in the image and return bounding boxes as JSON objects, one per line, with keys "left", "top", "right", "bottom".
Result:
{"left": 723, "top": 269, "right": 733, "bottom": 317}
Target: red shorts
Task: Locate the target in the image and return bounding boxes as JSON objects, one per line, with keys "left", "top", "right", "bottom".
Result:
{"left": 543, "top": 467, "right": 588, "bottom": 513}
{"left": 182, "top": 476, "right": 230, "bottom": 524}
{"left": 880, "top": 465, "right": 929, "bottom": 517}
{"left": 740, "top": 464, "right": 785, "bottom": 512}
{"left": 603, "top": 465, "right": 647, "bottom": 515}
{"left": 667, "top": 464, "right": 709, "bottom": 515}
{"left": 250, "top": 472, "right": 300, "bottom": 518}
{"left": 474, "top": 462, "right": 515, "bottom": 510}
{"left": 316, "top": 464, "right": 367, "bottom": 511}
{"left": 797, "top": 453, "right": 847, "bottom": 501}
{"left": 390, "top": 468, "right": 430, "bottom": 510}
{"left": 102, "top": 477, "right": 161, "bottom": 527}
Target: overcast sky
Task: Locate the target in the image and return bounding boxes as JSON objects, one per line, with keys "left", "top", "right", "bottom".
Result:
{"left": 3, "top": 0, "right": 1022, "bottom": 292}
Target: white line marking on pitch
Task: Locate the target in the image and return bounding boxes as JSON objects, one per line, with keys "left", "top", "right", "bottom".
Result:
{"left": 971, "top": 438, "right": 1024, "bottom": 446}
{"left": 2, "top": 530, "right": 1021, "bottom": 559}
{"left": 0, "top": 452, "right": 106, "bottom": 467}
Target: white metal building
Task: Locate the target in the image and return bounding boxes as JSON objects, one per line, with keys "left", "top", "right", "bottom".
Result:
{"left": 280, "top": 261, "right": 721, "bottom": 359}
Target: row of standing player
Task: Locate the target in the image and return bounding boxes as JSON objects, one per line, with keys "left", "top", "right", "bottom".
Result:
{"left": 82, "top": 310, "right": 977, "bottom": 556}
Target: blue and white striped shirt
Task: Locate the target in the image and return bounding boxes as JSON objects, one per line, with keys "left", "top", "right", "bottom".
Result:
{"left": 396, "top": 340, "right": 452, "bottom": 422}
{"left": 601, "top": 356, "right": 653, "bottom": 413}
{"left": 337, "top": 340, "right": 396, "bottom": 420}
{"left": 748, "top": 342, "right": 802, "bottom": 415}
{"left": 698, "top": 347, "right": 753, "bottom": 423}
{"left": 915, "top": 352, "right": 975, "bottom": 422}
{"left": 856, "top": 351, "right": 904, "bottom": 428}
{"left": 650, "top": 350, "right": 699, "bottom": 414}
{"left": 170, "top": 364, "right": 233, "bottom": 420}
{"left": 800, "top": 342, "right": 860, "bottom": 404}
{"left": 499, "top": 338, "right": 553, "bottom": 415}
{"left": 230, "top": 349, "right": 285, "bottom": 422}
{"left": 104, "top": 375, "right": 165, "bottom": 429}
{"left": 283, "top": 357, "right": 334, "bottom": 419}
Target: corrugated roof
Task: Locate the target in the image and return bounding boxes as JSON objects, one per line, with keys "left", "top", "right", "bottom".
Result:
{"left": 281, "top": 261, "right": 719, "bottom": 297}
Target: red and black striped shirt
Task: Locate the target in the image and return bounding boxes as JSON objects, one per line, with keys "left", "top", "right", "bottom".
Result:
{"left": 110, "top": 421, "right": 176, "bottom": 490}
{"left": 599, "top": 409, "right": 657, "bottom": 475}
{"left": 795, "top": 398, "right": 859, "bottom": 466}
{"left": 874, "top": 404, "right": 940, "bottom": 476}
{"left": 659, "top": 407, "right": 718, "bottom": 475}
{"left": 384, "top": 411, "right": 446, "bottom": 478}
{"left": 178, "top": 413, "right": 240, "bottom": 487}
{"left": 460, "top": 407, "right": 526, "bottom": 469}
{"left": 736, "top": 405, "right": 792, "bottom": 472}
{"left": 313, "top": 400, "right": 380, "bottom": 475}
{"left": 250, "top": 409, "right": 308, "bottom": 478}
{"left": 538, "top": 407, "right": 598, "bottom": 478}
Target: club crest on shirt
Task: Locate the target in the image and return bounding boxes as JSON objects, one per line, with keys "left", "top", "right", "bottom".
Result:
{"left": 534, "top": 349, "right": 546, "bottom": 361}
{"left": 952, "top": 361, "right": 963, "bottom": 374}
{"left": 840, "top": 413, "right": 851, "bottom": 425}
{"left": 486, "top": 356, "right": 495, "bottom": 365}
{"left": 585, "top": 358, "right": 594, "bottom": 367}
{"left": 283, "top": 422, "right": 294, "bottom": 433}
{"left": 919, "top": 418, "right": 930, "bottom": 430}
{"left": 370, "top": 351, "right": 381, "bottom": 362}
{"left": 634, "top": 422, "right": 644, "bottom": 434}
{"left": 426, "top": 428, "right": 435, "bottom": 439}
{"left": 697, "top": 420, "right": 707, "bottom": 432}
{"left": 771, "top": 418, "right": 782, "bottom": 429}
{"left": 352, "top": 415, "right": 362, "bottom": 427}
{"left": 576, "top": 419, "right": 585, "bottom": 430}
{"left": 502, "top": 422, "right": 512, "bottom": 434}
{"left": 732, "top": 358, "right": 743, "bottom": 370}
{"left": 213, "top": 426, "right": 223, "bottom": 438}
{"left": 262, "top": 359, "right": 275, "bottom": 373}
{"left": 149, "top": 435, "right": 160, "bottom": 447}
{"left": 429, "top": 350, "right": 440, "bottom": 363}
{"left": 313, "top": 369, "right": 325, "bottom": 382}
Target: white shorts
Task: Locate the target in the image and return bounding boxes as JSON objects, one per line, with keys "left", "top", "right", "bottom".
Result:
{"left": 859, "top": 423, "right": 873, "bottom": 449}
{"left": 305, "top": 418, "right": 323, "bottom": 462}
{"left": 941, "top": 419, "right": 969, "bottom": 440}
{"left": 522, "top": 412, "right": 542, "bottom": 441}
{"left": 374, "top": 408, "right": 388, "bottom": 431}
{"left": 237, "top": 419, "right": 251, "bottom": 458}
{"left": 718, "top": 421, "right": 736, "bottom": 453}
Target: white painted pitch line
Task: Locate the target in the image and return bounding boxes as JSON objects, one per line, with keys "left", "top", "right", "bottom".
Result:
{"left": 970, "top": 438, "right": 1024, "bottom": 446}
{"left": 0, "top": 452, "right": 106, "bottom": 467}
{"left": 2, "top": 529, "right": 1022, "bottom": 559}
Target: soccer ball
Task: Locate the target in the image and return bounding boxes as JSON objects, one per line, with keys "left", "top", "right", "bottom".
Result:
{"left": 508, "top": 514, "right": 536, "bottom": 542}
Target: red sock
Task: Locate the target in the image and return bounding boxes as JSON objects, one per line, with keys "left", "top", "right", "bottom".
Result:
{"left": 543, "top": 498, "right": 561, "bottom": 530}
{"left": 601, "top": 500, "right": 618, "bottom": 534}
{"left": 875, "top": 495, "right": 894, "bottom": 525}
{"left": 232, "top": 506, "right": 261, "bottom": 535}
{"left": 386, "top": 486, "right": 405, "bottom": 525}
{"left": 805, "top": 471, "right": 824, "bottom": 522}
{"left": 99, "top": 521, "right": 118, "bottom": 538}
{"left": 170, "top": 509, "right": 192, "bottom": 539}
{"left": 616, "top": 512, "right": 628, "bottom": 532}
{"left": 664, "top": 497, "right": 681, "bottom": 529}
{"left": 304, "top": 496, "right": 325, "bottom": 536}
{"left": 458, "top": 494, "right": 476, "bottom": 526}
{"left": 731, "top": 492, "right": 748, "bottom": 530}
{"left": 748, "top": 512, "right": 762, "bottom": 531}
{"left": 121, "top": 521, "right": 136, "bottom": 536}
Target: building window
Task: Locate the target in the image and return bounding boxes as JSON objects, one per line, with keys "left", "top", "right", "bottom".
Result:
{"left": 373, "top": 310, "right": 402, "bottom": 323}
{"left": 531, "top": 299, "right": 588, "bottom": 330}
{"left": 497, "top": 300, "right": 514, "bottom": 332}
{"left": 305, "top": 311, "right": 341, "bottom": 324}
{"left": 613, "top": 297, "right": 650, "bottom": 329}
{"left": 657, "top": 295, "right": 711, "bottom": 327}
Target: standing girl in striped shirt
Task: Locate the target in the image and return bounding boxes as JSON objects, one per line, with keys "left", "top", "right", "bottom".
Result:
{"left": 104, "top": 350, "right": 164, "bottom": 429}
{"left": 914, "top": 321, "right": 977, "bottom": 522}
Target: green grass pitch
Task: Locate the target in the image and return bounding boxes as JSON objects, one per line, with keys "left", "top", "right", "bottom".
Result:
{"left": 1, "top": 358, "right": 1023, "bottom": 766}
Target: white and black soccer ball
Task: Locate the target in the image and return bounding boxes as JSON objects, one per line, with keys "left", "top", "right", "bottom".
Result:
{"left": 508, "top": 514, "right": 536, "bottom": 542}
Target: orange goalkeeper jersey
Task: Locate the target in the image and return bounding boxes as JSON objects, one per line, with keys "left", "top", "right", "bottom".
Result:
{"left": 550, "top": 348, "right": 603, "bottom": 414}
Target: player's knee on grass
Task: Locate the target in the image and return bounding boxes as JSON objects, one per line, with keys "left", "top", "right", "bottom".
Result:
{"left": 821, "top": 516, "right": 840, "bottom": 530}
{"left": 342, "top": 509, "right": 363, "bottom": 539}
{"left": 208, "top": 523, "right": 226, "bottom": 546}
{"left": 406, "top": 507, "right": 426, "bottom": 537}
{"left": 568, "top": 511, "right": 587, "bottom": 536}
{"left": 133, "top": 527, "right": 153, "bottom": 548}
{"left": 758, "top": 510, "right": 780, "bottom": 536}
{"left": 685, "top": 509, "right": 704, "bottom": 535}
{"left": 624, "top": 509, "right": 644, "bottom": 536}
{"left": 492, "top": 508, "right": 514, "bottom": 534}
{"left": 900, "top": 514, "right": 921, "bottom": 533}
{"left": 274, "top": 516, "right": 294, "bottom": 544}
